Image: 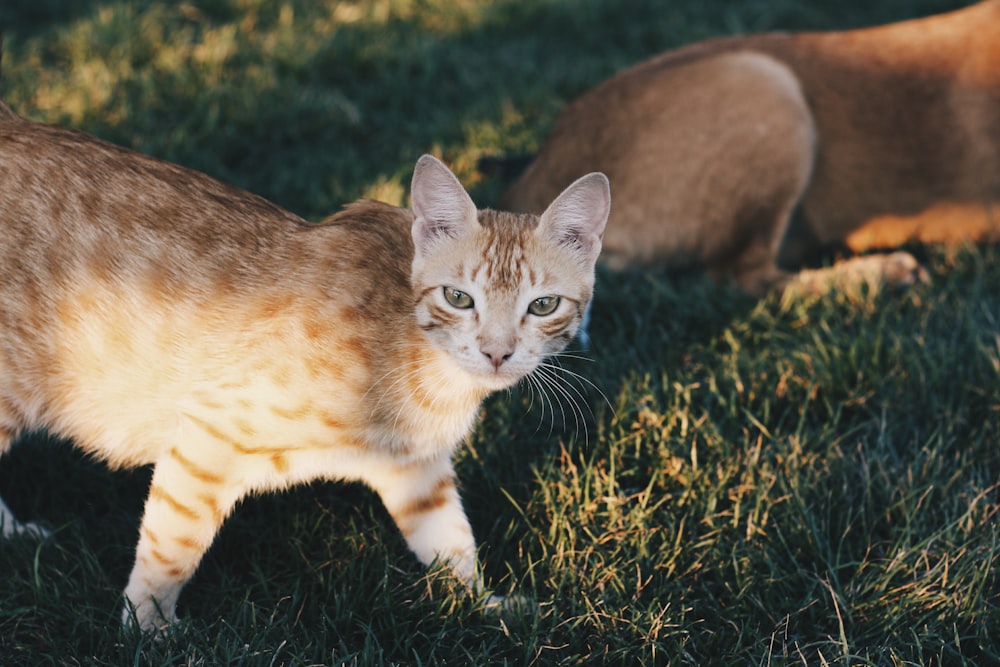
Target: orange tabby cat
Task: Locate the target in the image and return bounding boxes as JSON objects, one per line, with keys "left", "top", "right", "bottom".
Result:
{"left": 501, "top": 1, "right": 1000, "bottom": 295}
{"left": 0, "top": 100, "right": 610, "bottom": 632}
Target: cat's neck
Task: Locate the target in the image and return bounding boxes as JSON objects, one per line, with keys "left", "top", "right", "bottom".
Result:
{"left": 363, "top": 332, "right": 494, "bottom": 460}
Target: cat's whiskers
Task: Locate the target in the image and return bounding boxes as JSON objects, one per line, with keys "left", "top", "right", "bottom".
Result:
{"left": 545, "top": 353, "right": 615, "bottom": 415}
{"left": 513, "top": 355, "right": 596, "bottom": 447}
{"left": 521, "top": 374, "right": 547, "bottom": 425}
{"left": 533, "top": 364, "right": 586, "bottom": 442}
{"left": 521, "top": 372, "right": 557, "bottom": 439}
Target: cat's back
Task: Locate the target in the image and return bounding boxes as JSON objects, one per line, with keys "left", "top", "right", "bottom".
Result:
{"left": 0, "top": 103, "right": 419, "bottom": 462}
{"left": 0, "top": 104, "right": 418, "bottom": 290}
{"left": 0, "top": 103, "right": 315, "bottom": 289}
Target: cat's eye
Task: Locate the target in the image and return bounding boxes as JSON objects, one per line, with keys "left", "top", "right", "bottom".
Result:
{"left": 528, "top": 296, "right": 561, "bottom": 316}
{"left": 443, "top": 287, "right": 474, "bottom": 309}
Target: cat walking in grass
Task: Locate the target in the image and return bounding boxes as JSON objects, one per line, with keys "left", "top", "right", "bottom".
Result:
{"left": 0, "top": 99, "right": 610, "bottom": 632}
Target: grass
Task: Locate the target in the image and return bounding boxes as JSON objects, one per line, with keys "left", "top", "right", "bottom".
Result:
{"left": 0, "top": 0, "right": 997, "bottom": 664}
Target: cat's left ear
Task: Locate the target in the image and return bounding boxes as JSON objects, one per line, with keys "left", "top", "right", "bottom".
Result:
{"left": 410, "top": 155, "right": 478, "bottom": 252}
{"left": 538, "top": 173, "right": 610, "bottom": 265}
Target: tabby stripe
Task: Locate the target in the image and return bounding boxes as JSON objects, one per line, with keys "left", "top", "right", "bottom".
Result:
{"left": 137, "top": 526, "right": 201, "bottom": 576}
{"left": 233, "top": 417, "right": 257, "bottom": 437}
{"left": 341, "top": 335, "right": 371, "bottom": 362}
{"left": 140, "top": 526, "right": 161, "bottom": 546}
{"left": 219, "top": 381, "right": 249, "bottom": 391}
{"left": 537, "top": 312, "right": 575, "bottom": 338}
{"left": 270, "top": 401, "right": 315, "bottom": 420}
{"left": 187, "top": 412, "right": 321, "bottom": 461}
{"left": 141, "top": 550, "right": 193, "bottom": 579}
{"left": 148, "top": 485, "right": 201, "bottom": 521}
{"left": 271, "top": 452, "right": 289, "bottom": 473}
{"left": 426, "top": 302, "right": 460, "bottom": 325}
{"left": 185, "top": 413, "right": 243, "bottom": 450}
{"left": 168, "top": 447, "right": 224, "bottom": 485}
{"left": 149, "top": 547, "right": 176, "bottom": 566}
{"left": 186, "top": 413, "right": 273, "bottom": 455}
{"left": 395, "top": 476, "right": 455, "bottom": 527}
{"left": 407, "top": 375, "right": 442, "bottom": 413}
{"left": 197, "top": 493, "right": 225, "bottom": 524}
{"left": 322, "top": 415, "right": 345, "bottom": 429}
{"left": 172, "top": 535, "right": 201, "bottom": 550}
{"left": 195, "top": 397, "right": 225, "bottom": 410}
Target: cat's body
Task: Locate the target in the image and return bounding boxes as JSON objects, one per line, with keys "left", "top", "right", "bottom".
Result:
{"left": 0, "top": 101, "right": 610, "bottom": 631}
{"left": 501, "top": 1, "right": 1000, "bottom": 294}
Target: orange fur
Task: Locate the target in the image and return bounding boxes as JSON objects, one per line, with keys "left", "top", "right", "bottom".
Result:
{"left": 0, "top": 103, "right": 610, "bottom": 631}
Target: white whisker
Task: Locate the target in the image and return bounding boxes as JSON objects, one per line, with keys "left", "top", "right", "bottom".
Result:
{"left": 541, "top": 357, "right": 614, "bottom": 416}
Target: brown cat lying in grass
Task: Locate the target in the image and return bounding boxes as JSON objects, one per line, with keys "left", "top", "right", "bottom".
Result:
{"left": 502, "top": 1, "right": 1000, "bottom": 296}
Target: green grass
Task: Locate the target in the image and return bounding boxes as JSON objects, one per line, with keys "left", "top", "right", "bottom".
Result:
{"left": 1, "top": 0, "right": 997, "bottom": 664}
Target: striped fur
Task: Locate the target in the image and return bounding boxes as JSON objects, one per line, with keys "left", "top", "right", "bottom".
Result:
{"left": 0, "top": 105, "right": 610, "bottom": 632}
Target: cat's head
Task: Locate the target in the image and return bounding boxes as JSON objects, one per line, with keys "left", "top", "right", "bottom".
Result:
{"left": 409, "top": 154, "right": 610, "bottom": 391}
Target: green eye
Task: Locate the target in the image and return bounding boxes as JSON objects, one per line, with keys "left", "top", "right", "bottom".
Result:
{"left": 443, "top": 287, "right": 474, "bottom": 309}
{"left": 528, "top": 296, "right": 560, "bottom": 316}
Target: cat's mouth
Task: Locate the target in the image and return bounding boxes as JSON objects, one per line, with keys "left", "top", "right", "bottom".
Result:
{"left": 467, "top": 357, "right": 529, "bottom": 389}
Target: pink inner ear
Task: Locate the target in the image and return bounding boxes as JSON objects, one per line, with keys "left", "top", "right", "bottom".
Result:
{"left": 539, "top": 173, "right": 611, "bottom": 262}
{"left": 410, "top": 155, "right": 478, "bottom": 244}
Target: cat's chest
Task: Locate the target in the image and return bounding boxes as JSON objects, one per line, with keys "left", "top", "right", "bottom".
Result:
{"left": 363, "top": 351, "right": 487, "bottom": 460}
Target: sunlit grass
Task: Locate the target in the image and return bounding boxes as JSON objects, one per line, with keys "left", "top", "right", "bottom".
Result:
{"left": 1, "top": 0, "right": 996, "bottom": 665}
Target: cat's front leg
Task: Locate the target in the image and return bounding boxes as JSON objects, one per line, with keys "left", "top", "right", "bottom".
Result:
{"left": 122, "top": 442, "right": 239, "bottom": 632}
{"left": 366, "top": 456, "right": 481, "bottom": 590}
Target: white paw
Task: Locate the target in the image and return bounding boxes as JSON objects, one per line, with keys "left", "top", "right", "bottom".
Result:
{"left": 121, "top": 593, "right": 179, "bottom": 635}
{"left": 1, "top": 518, "right": 50, "bottom": 540}
{"left": 482, "top": 592, "right": 537, "bottom": 618}
{"left": 880, "top": 251, "right": 930, "bottom": 287}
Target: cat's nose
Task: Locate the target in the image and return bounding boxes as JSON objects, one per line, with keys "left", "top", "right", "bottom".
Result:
{"left": 480, "top": 345, "right": 514, "bottom": 371}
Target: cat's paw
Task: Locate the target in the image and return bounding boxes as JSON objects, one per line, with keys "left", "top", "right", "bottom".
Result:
{"left": 481, "top": 593, "right": 537, "bottom": 618}
{"left": 879, "top": 251, "right": 930, "bottom": 288}
{"left": 784, "top": 250, "right": 929, "bottom": 300}
{"left": 0, "top": 518, "right": 50, "bottom": 540}
{"left": 121, "top": 595, "right": 179, "bottom": 637}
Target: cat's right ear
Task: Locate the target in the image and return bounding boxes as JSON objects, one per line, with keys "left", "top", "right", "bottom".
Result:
{"left": 410, "top": 155, "right": 478, "bottom": 252}
{"left": 538, "top": 172, "right": 611, "bottom": 266}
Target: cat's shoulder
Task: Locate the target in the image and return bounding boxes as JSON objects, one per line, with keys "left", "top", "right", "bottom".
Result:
{"left": 308, "top": 199, "right": 415, "bottom": 266}
{"left": 316, "top": 199, "right": 413, "bottom": 240}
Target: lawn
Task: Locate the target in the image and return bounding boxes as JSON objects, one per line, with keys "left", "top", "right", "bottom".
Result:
{"left": 0, "top": 0, "right": 997, "bottom": 664}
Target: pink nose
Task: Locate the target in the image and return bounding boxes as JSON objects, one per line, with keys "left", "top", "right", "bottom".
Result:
{"left": 481, "top": 345, "right": 514, "bottom": 370}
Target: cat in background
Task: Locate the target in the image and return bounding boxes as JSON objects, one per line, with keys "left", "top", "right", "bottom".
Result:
{"left": 0, "top": 98, "right": 610, "bottom": 632}
{"left": 501, "top": 1, "right": 1000, "bottom": 297}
